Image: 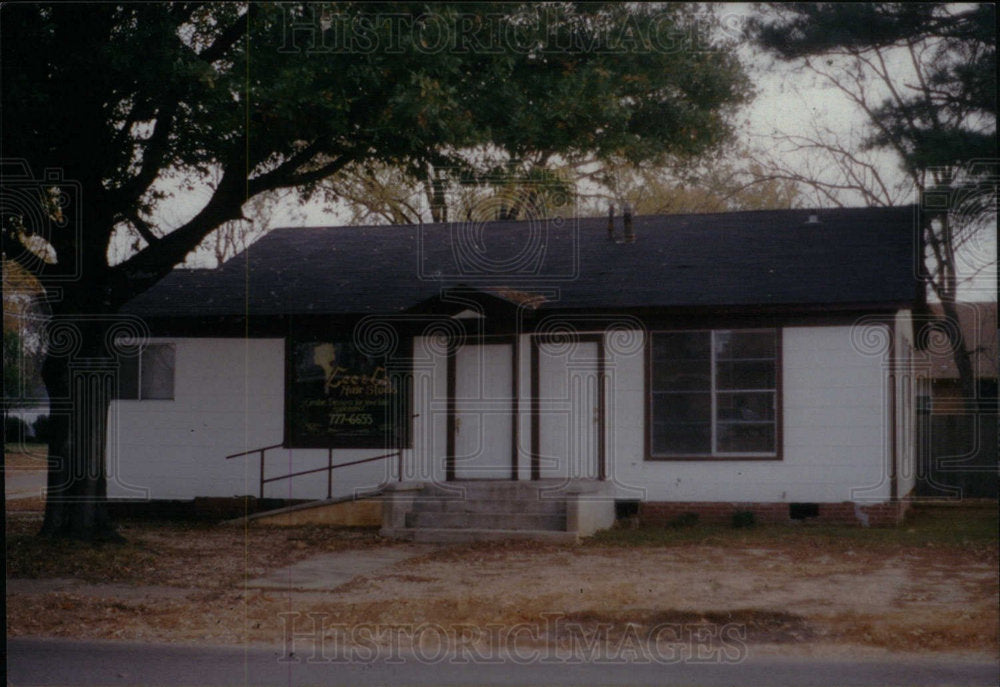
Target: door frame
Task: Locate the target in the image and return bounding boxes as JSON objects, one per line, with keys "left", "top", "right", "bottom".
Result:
{"left": 446, "top": 335, "right": 519, "bottom": 481}
{"left": 530, "top": 333, "right": 606, "bottom": 481}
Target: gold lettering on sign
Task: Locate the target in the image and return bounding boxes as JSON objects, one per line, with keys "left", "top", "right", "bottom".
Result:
{"left": 325, "top": 365, "right": 397, "bottom": 396}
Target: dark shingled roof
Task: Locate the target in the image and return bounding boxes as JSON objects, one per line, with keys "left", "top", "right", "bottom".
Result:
{"left": 123, "top": 205, "right": 919, "bottom": 317}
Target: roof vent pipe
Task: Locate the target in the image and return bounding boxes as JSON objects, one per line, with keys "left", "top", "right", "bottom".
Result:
{"left": 607, "top": 204, "right": 615, "bottom": 240}
{"left": 623, "top": 203, "right": 635, "bottom": 243}
{"left": 805, "top": 214, "right": 821, "bottom": 225}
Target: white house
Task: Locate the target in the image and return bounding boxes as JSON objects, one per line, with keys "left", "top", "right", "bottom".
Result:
{"left": 108, "top": 206, "right": 922, "bottom": 536}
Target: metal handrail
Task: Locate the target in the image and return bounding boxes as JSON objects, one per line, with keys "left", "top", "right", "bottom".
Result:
{"left": 226, "top": 443, "right": 401, "bottom": 499}
{"left": 225, "top": 443, "right": 284, "bottom": 461}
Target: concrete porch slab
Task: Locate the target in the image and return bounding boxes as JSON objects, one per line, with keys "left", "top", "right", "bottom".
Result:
{"left": 398, "top": 527, "right": 580, "bottom": 544}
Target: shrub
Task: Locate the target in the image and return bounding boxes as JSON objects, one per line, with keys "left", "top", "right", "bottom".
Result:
{"left": 4, "top": 415, "right": 30, "bottom": 444}
{"left": 732, "top": 510, "right": 756, "bottom": 528}
{"left": 669, "top": 512, "right": 700, "bottom": 528}
{"left": 32, "top": 415, "right": 51, "bottom": 443}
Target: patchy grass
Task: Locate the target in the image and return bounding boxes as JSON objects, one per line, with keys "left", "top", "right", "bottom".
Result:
{"left": 5, "top": 516, "right": 211, "bottom": 584}
{"left": 4, "top": 443, "right": 387, "bottom": 588}
{"left": 7, "top": 503, "right": 997, "bottom": 654}
{"left": 6, "top": 513, "right": 384, "bottom": 587}
{"left": 5, "top": 532, "right": 161, "bottom": 584}
{"left": 6, "top": 496, "right": 47, "bottom": 513}
{"left": 5, "top": 449, "right": 996, "bottom": 655}
{"left": 588, "top": 503, "right": 999, "bottom": 554}
{"left": 3, "top": 443, "right": 49, "bottom": 470}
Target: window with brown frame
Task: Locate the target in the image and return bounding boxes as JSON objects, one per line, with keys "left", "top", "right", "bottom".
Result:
{"left": 648, "top": 329, "right": 779, "bottom": 459}
{"left": 115, "top": 344, "right": 175, "bottom": 400}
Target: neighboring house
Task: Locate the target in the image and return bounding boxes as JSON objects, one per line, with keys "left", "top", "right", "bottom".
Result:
{"left": 915, "top": 302, "right": 998, "bottom": 413}
{"left": 913, "top": 301, "right": 998, "bottom": 499}
{"left": 109, "top": 206, "right": 922, "bottom": 534}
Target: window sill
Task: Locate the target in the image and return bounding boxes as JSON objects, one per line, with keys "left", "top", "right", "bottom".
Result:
{"left": 112, "top": 398, "right": 175, "bottom": 402}
{"left": 645, "top": 454, "right": 782, "bottom": 462}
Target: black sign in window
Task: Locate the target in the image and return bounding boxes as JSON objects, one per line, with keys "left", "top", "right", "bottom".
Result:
{"left": 286, "top": 339, "right": 409, "bottom": 448}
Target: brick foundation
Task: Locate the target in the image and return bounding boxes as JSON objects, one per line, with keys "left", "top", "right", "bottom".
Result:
{"left": 639, "top": 500, "right": 910, "bottom": 527}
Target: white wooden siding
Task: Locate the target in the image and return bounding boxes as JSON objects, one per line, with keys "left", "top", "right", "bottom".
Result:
{"left": 607, "top": 325, "right": 893, "bottom": 504}
{"left": 106, "top": 338, "right": 400, "bottom": 501}
{"left": 108, "top": 322, "right": 901, "bottom": 504}
{"left": 536, "top": 340, "right": 602, "bottom": 480}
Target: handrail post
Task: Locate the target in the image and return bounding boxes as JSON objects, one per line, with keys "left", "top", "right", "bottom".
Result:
{"left": 233, "top": 445, "right": 398, "bottom": 502}
{"left": 327, "top": 448, "right": 333, "bottom": 500}
{"left": 259, "top": 448, "right": 265, "bottom": 500}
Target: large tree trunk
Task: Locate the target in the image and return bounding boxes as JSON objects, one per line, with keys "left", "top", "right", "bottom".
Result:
{"left": 39, "top": 317, "right": 123, "bottom": 542}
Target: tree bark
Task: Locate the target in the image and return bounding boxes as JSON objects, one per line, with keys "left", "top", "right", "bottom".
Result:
{"left": 39, "top": 317, "right": 123, "bottom": 542}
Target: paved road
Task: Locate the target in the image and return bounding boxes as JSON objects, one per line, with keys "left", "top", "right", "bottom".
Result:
{"left": 7, "top": 638, "right": 998, "bottom": 686}
{"left": 4, "top": 468, "right": 47, "bottom": 500}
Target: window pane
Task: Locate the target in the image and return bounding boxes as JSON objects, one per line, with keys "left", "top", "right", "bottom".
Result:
{"left": 716, "top": 360, "right": 775, "bottom": 390}
{"left": 117, "top": 356, "right": 139, "bottom": 399}
{"left": 649, "top": 329, "right": 779, "bottom": 458}
{"left": 141, "top": 344, "right": 175, "bottom": 400}
{"left": 652, "top": 359, "right": 711, "bottom": 391}
{"left": 716, "top": 392, "right": 775, "bottom": 422}
{"left": 653, "top": 422, "right": 711, "bottom": 454}
{"left": 715, "top": 330, "right": 776, "bottom": 359}
{"left": 653, "top": 332, "right": 710, "bottom": 360}
{"left": 652, "top": 391, "right": 711, "bottom": 423}
{"left": 717, "top": 422, "right": 775, "bottom": 453}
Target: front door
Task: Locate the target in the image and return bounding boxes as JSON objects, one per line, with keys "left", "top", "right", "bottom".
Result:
{"left": 533, "top": 336, "right": 605, "bottom": 480}
{"left": 449, "top": 341, "right": 517, "bottom": 479}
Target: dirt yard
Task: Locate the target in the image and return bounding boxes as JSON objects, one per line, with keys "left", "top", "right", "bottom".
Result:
{"left": 5, "top": 456, "right": 998, "bottom": 660}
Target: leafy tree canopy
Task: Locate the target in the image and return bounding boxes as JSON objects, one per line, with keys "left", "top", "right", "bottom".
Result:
{"left": 3, "top": 2, "right": 750, "bottom": 306}
{"left": 2, "top": 260, "right": 45, "bottom": 406}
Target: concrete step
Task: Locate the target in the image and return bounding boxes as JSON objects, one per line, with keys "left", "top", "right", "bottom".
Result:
{"left": 405, "top": 510, "right": 566, "bottom": 531}
{"left": 418, "top": 480, "right": 571, "bottom": 500}
{"left": 408, "top": 497, "right": 567, "bottom": 516}
{"left": 380, "top": 480, "right": 613, "bottom": 542}
{"left": 406, "top": 527, "right": 580, "bottom": 544}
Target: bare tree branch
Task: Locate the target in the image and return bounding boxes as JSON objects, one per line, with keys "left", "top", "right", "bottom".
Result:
{"left": 126, "top": 210, "right": 161, "bottom": 246}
